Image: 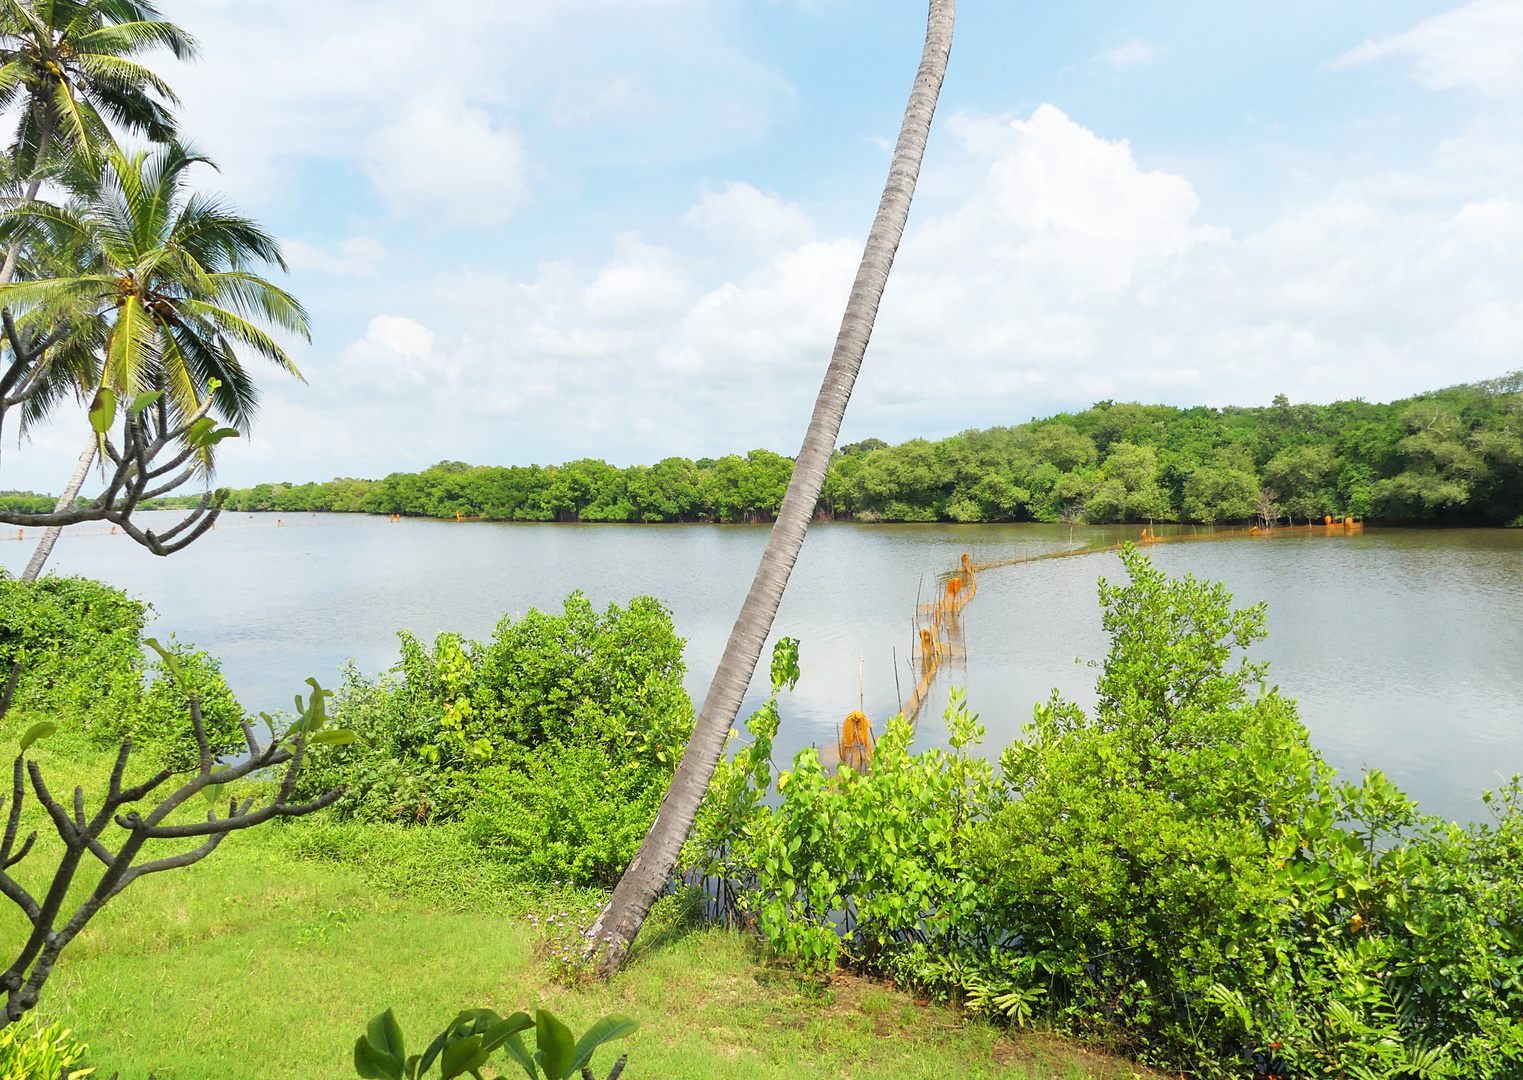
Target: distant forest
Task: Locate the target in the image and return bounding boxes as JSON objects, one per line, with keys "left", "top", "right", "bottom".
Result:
{"left": 184, "top": 371, "right": 1522, "bottom": 526}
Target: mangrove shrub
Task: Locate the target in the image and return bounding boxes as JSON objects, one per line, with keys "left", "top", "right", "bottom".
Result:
{"left": 690, "top": 548, "right": 1523, "bottom": 1078}
{"left": 300, "top": 592, "right": 693, "bottom": 887}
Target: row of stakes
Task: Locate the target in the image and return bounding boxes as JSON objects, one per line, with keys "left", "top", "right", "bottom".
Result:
{"left": 834, "top": 553, "right": 978, "bottom": 776}
{"left": 832, "top": 517, "right": 1367, "bottom": 775}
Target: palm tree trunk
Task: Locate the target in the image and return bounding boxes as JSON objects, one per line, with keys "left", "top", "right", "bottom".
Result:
{"left": 589, "top": 0, "right": 955, "bottom": 976}
{"left": 0, "top": 106, "right": 57, "bottom": 286}
{"left": 21, "top": 436, "right": 94, "bottom": 582}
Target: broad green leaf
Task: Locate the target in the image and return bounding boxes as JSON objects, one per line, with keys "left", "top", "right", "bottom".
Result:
{"left": 501, "top": 1031, "right": 538, "bottom": 1080}
{"left": 129, "top": 390, "right": 164, "bottom": 415}
{"left": 201, "top": 426, "right": 239, "bottom": 445}
{"left": 481, "top": 1012, "right": 534, "bottom": 1054}
{"left": 567, "top": 1015, "right": 638, "bottom": 1076}
{"left": 354, "top": 1036, "right": 402, "bottom": 1080}
{"left": 440, "top": 1033, "right": 486, "bottom": 1080}
{"left": 367, "top": 1008, "right": 406, "bottom": 1063}
{"left": 202, "top": 764, "right": 232, "bottom": 805}
{"left": 292, "top": 678, "right": 333, "bottom": 735}
{"left": 404, "top": 1053, "right": 421, "bottom": 1080}
{"left": 421, "top": 1011, "right": 497, "bottom": 1076}
{"left": 311, "top": 729, "right": 360, "bottom": 747}
{"left": 419, "top": 1029, "right": 450, "bottom": 1077}
{"left": 186, "top": 417, "right": 216, "bottom": 444}
{"left": 18, "top": 721, "right": 56, "bottom": 752}
{"left": 535, "top": 1011, "right": 575, "bottom": 1080}
{"left": 88, "top": 387, "right": 115, "bottom": 433}
{"left": 143, "top": 638, "right": 186, "bottom": 688}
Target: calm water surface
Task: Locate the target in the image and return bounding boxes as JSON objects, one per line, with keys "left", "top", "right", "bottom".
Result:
{"left": 6, "top": 513, "right": 1520, "bottom": 823}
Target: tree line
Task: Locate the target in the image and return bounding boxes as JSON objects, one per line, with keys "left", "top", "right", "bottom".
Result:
{"left": 203, "top": 371, "right": 1523, "bottom": 526}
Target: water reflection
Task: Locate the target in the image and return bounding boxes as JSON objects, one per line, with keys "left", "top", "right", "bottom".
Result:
{"left": 4, "top": 514, "right": 1519, "bottom": 822}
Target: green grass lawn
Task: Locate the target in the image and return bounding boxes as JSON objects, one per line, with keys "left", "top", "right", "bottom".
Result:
{"left": 1, "top": 743, "right": 1147, "bottom": 1080}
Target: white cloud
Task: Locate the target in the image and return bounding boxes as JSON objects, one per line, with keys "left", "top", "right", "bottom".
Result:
{"left": 583, "top": 234, "right": 692, "bottom": 324}
{"left": 363, "top": 94, "right": 529, "bottom": 227}
{"left": 334, "top": 315, "right": 458, "bottom": 402}
{"left": 366, "top": 315, "right": 436, "bottom": 359}
{"left": 224, "top": 98, "right": 1523, "bottom": 480}
{"left": 282, "top": 237, "right": 387, "bottom": 276}
{"left": 1093, "top": 40, "right": 1159, "bottom": 71}
{"left": 683, "top": 182, "right": 815, "bottom": 253}
{"left": 856, "top": 105, "right": 1523, "bottom": 412}
{"left": 1334, "top": 0, "right": 1523, "bottom": 96}
{"left": 163, "top": 0, "right": 793, "bottom": 222}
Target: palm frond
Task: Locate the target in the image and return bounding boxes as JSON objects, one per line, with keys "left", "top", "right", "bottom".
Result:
{"left": 203, "top": 273, "right": 310, "bottom": 340}
{"left": 178, "top": 296, "right": 304, "bottom": 378}
{"left": 103, "top": 289, "right": 156, "bottom": 393}
{"left": 74, "top": 19, "right": 196, "bottom": 67}
{"left": 170, "top": 194, "right": 284, "bottom": 271}
{"left": 163, "top": 312, "right": 257, "bottom": 428}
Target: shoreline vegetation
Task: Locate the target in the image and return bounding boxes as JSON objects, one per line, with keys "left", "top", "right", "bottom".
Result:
{"left": 147, "top": 372, "right": 1523, "bottom": 527}
{"left": 11, "top": 550, "right": 1523, "bottom": 1078}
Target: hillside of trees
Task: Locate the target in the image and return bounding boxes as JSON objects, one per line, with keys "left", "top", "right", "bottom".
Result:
{"left": 197, "top": 372, "right": 1523, "bottom": 526}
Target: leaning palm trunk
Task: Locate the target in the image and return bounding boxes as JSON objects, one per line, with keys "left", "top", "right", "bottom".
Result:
{"left": 9, "top": 108, "right": 74, "bottom": 580}
{"left": 589, "top": 0, "right": 955, "bottom": 975}
{"left": 20, "top": 436, "right": 93, "bottom": 581}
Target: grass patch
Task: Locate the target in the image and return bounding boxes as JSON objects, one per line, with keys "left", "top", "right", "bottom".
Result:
{"left": 0, "top": 745, "right": 1148, "bottom": 1080}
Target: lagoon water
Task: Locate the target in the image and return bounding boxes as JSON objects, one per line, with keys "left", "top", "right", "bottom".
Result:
{"left": 5, "top": 512, "right": 1521, "bottom": 823}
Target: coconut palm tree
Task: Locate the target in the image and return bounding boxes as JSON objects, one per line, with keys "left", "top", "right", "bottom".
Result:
{"left": 588, "top": 0, "right": 956, "bottom": 975}
{"left": 1, "top": 141, "right": 308, "bottom": 576}
{"left": 0, "top": 0, "right": 194, "bottom": 194}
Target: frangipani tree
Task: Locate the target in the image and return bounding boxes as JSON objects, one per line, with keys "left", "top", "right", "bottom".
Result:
{"left": 589, "top": 0, "right": 955, "bottom": 974}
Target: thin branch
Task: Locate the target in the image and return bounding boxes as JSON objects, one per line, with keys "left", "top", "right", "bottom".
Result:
{"left": 118, "top": 786, "right": 342, "bottom": 839}
{"left": 189, "top": 696, "right": 209, "bottom": 773}
{"left": 1, "top": 833, "right": 34, "bottom": 870}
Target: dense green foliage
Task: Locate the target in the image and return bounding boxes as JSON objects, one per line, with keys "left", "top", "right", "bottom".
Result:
{"left": 0, "top": 574, "right": 242, "bottom": 765}
{"left": 0, "top": 493, "right": 55, "bottom": 515}
{"left": 202, "top": 372, "right": 1523, "bottom": 525}
{"left": 211, "top": 450, "right": 795, "bottom": 523}
{"left": 0, "top": 1021, "right": 91, "bottom": 1080}
{"left": 688, "top": 549, "right": 1523, "bottom": 1078}
{"left": 298, "top": 593, "right": 693, "bottom": 887}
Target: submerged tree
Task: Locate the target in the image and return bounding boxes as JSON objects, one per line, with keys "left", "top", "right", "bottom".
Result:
{"left": 588, "top": 0, "right": 956, "bottom": 974}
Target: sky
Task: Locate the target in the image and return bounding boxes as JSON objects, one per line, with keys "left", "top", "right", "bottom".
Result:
{"left": 13, "top": 0, "right": 1523, "bottom": 490}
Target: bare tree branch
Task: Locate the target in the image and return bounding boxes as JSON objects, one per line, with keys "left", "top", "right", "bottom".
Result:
{"left": 0, "top": 393, "right": 229, "bottom": 561}
{"left": 0, "top": 680, "right": 343, "bottom": 1027}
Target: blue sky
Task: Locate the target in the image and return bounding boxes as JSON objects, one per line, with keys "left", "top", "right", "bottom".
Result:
{"left": 15, "top": 0, "right": 1523, "bottom": 489}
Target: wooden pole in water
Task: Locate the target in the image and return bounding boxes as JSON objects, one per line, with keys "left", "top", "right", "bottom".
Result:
{"left": 892, "top": 647, "right": 903, "bottom": 714}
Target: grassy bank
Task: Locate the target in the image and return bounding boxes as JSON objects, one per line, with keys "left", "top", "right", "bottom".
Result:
{"left": 2, "top": 741, "right": 1138, "bottom": 1080}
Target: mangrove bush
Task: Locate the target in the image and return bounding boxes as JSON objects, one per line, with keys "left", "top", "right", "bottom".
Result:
{"left": 299, "top": 592, "right": 693, "bottom": 887}
{"left": 687, "top": 547, "right": 1523, "bottom": 1078}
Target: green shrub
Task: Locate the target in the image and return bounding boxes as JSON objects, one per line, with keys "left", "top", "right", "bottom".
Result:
{"left": 461, "top": 741, "right": 667, "bottom": 887}
{"left": 0, "top": 575, "right": 242, "bottom": 766}
{"left": 0, "top": 574, "right": 144, "bottom": 738}
{"left": 137, "top": 638, "right": 246, "bottom": 768}
{"left": 353, "top": 1006, "right": 635, "bottom": 1080}
{"left": 694, "top": 548, "right": 1523, "bottom": 1078}
{"left": 0, "top": 1020, "right": 92, "bottom": 1079}
{"left": 300, "top": 592, "right": 693, "bottom": 887}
